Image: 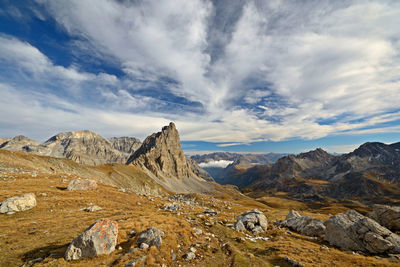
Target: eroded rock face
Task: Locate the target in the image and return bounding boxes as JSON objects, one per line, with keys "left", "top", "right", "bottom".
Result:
{"left": 368, "top": 205, "right": 400, "bottom": 232}
{"left": 127, "top": 123, "right": 207, "bottom": 181}
{"left": 67, "top": 179, "right": 97, "bottom": 191}
{"left": 136, "top": 227, "right": 164, "bottom": 248}
{"left": 324, "top": 210, "right": 400, "bottom": 254}
{"left": 65, "top": 218, "right": 118, "bottom": 260}
{"left": 234, "top": 209, "right": 268, "bottom": 234}
{"left": 0, "top": 193, "right": 36, "bottom": 214}
{"left": 279, "top": 210, "right": 326, "bottom": 237}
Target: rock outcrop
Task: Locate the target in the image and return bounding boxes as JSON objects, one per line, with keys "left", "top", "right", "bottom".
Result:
{"left": 65, "top": 219, "right": 118, "bottom": 260}
{"left": 279, "top": 210, "right": 326, "bottom": 237}
{"left": 67, "top": 179, "right": 98, "bottom": 191}
{"left": 324, "top": 210, "right": 400, "bottom": 254}
{"left": 234, "top": 209, "right": 268, "bottom": 234}
{"left": 136, "top": 227, "right": 164, "bottom": 248}
{"left": 368, "top": 205, "right": 400, "bottom": 232}
{"left": 127, "top": 123, "right": 216, "bottom": 193}
{"left": 0, "top": 193, "right": 36, "bottom": 214}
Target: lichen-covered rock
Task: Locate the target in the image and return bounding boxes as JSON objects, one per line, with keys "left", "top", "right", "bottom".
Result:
{"left": 368, "top": 205, "right": 400, "bottom": 232}
{"left": 280, "top": 210, "right": 325, "bottom": 237}
{"left": 234, "top": 209, "right": 268, "bottom": 234}
{"left": 324, "top": 210, "right": 400, "bottom": 254}
{"left": 67, "top": 179, "right": 97, "bottom": 191}
{"left": 0, "top": 193, "right": 36, "bottom": 214}
{"left": 136, "top": 227, "right": 164, "bottom": 248}
{"left": 65, "top": 218, "right": 118, "bottom": 260}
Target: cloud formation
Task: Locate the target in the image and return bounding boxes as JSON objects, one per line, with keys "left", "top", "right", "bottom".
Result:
{"left": 0, "top": 0, "right": 399, "bottom": 145}
{"left": 199, "top": 160, "right": 234, "bottom": 168}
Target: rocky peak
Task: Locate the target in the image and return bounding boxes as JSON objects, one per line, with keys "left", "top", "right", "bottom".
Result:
{"left": 127, "top": 122, "right": 192, "bottom": 180}
{"left": 0, "top": 135, "right": 40, "bottom": 151}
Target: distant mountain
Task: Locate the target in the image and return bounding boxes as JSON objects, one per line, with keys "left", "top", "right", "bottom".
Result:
{"left": 191, "top": 152, "right": 286, "bottom": 184}
{"left": 0, "top": 131, "right": 142, "bottom": 166}
{"left": 237, "top": 143, "right": 400, "bottom": 201}
{"left": 0, "top": 135, "right": 40, "bottom": 151}
{"left": 127, "top": 122, "right": 216, "bottom": 193}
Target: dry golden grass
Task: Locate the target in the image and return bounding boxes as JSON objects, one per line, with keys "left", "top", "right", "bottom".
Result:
{"left": 1, "top": 151, "right": 400, "bottom": 266}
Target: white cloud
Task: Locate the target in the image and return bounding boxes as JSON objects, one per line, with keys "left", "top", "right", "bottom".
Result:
{"left": 1, "top": 1, "right": 400, "bottom": 143}
{"left": 199, "top": 160, "right": 233, "bottom": 168}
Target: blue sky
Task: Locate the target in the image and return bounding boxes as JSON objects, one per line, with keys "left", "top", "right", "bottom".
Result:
{"left": 0, "top": 0, "right": 399, "bottom": 154}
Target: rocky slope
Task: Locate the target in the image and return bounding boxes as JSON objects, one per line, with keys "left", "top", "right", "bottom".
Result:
{"left": 127, "top": 123, "right": 216, "bottom": 193}
{"left": 1, "top": 131, "right": 141, "bottom": 166}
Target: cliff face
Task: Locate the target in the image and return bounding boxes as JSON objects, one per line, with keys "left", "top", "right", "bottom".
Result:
{"left": 127, "top": 122, "right": 215, "bottom": 193}
{"left": 108, "top": 137, "right": 141, "bottom": 156}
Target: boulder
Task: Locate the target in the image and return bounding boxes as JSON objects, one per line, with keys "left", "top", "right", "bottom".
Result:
{"left": 234, "top": 209, "right": 268, "bottom": 234}
{"left": 0, "top": 193, "right": 36, "bottom": 214}
{"left": 65, "top": 218, "right": 118, "bottom": 260}
{"left": 84, "top": 205, "right": 102, "bottom": 212}
{"left": 136, "top": 227, "right": 164, "bottom": 248}
{"left": 368, "top": 205, "right": 400, "bottom": 232}
{"left": 67, "top": 179, "right": 97, "bottom": 191}
{"left": 280, "top": 210, "right": 325, "bottom": 237}
{"left": 324, "top": 210, "right": 400, "bottom": 254}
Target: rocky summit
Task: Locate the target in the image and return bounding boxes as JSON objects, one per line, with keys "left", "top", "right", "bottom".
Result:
{"left": 127, "top": 122, "right": 216, "bottom": 193}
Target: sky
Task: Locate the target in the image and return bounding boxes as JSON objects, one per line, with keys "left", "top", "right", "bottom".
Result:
{"left": 0, "top": 0, "right": 399, "bottom": 154}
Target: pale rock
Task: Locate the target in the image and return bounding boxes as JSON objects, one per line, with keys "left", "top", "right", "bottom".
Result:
{"left": 136, "top": 227, "right": 164, "bottom": 248}
{"left": 67, "top": 179, "right": 97, "bottom": 191}
{"left": 324, "top": 210, "right": 400, "bottom": 254}
{"left": 368, "top": 204, "right": 400, "bottom": 232}
{"left": 234, "top": 209, "right": 268, "bottom": 234}
{"left": 0, "top": 193, "right": 36, "bottom": 214}
{"left": 65, "top": 218, "right": 118, "bottom": 260}
{"left": 280, "top": 210, "right": 325, "bottom": 237}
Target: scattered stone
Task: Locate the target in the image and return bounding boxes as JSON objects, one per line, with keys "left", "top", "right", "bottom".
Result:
{"left": 64, "top": 218, "right": 118, "bottom": 260}
{"left": 136, "top": 227, "right": 164, "bottom": 249}
{"left": 136, "top": 202, "right": 141, "bottom": 206}
{"left": 190, "top": 247, "right": 197, "bottom": 252}
{"left": 283, "top": 256, "right": 304, "bottom": 266}
{"left": 128, "top": 230, "right": 137, "bottom": 238}
{"left": 140, "top": 243, "right": 149, "bottom": 250}
{"left": 118, "top": 246, "right": 122, "bottom": 250}
{"left": 84, "top": 205, "right": 102, "bottom": 212}
{"left": 39, "top": 193, "right": 47, "bottom": 197}
{"left": 320, "top": 245, "right": 329, "bottom": 250}
{"left": 164, "top": 202, "right": 180, "bottom": 212}
{"left": 368, "top": 204, "right": 400, "bottom": 232}
{"left": 0, "top": 193, "right": 36, "bottom": 214}
{"left": 324, "top": 210, "right": 400, "bottom": 254}
{"left": 67, "top": 179, "right": 97, "bottom": 191}
{"left": 171, "top": 253, "right": 177, "bottom": 260}
{"left": 125, "top": 256, "right": 146, "bottom": 267}
{"left": 234, "top": 209, "right": 268, "bottom": 234}
{"left": 28, "top": 257, "right": 44, "bottom": 264}
{"left": 118, "top": 188, "right": 126, "bottom": 192}
{"left": 184, "top": 252, "right": 196, "bottom": 260}
{"left": 193, "top": 228, "right": 202, "bottom": 235}
{"left": 279, "top": 210, "right": 326, "bottom": 237}
{"left": 204, "top": 209, "right": 218, "bottom": 216}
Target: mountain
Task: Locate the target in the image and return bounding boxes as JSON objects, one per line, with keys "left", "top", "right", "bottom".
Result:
{"left": 230, "top": 143, "right": 400, "bottom": 201}
{"left": 107, "top": 137, "right": 141, "bottom": 155}
{"left": 191, "top": 152, "right": 285, "bottom": 184}
{"left": 0, "top": 131, "right": 141, "bottom": 166}
{"left": 127, "top": 122, "right": 216, "bottom": 193}
{"left": 0, "top": 135, "right": 40, "bottom": 151}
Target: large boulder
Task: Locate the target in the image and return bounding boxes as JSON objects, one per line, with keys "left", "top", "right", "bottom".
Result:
{"left": 0, "top": 193, "right": 36, "bottom": 214}
{"left": 65, "top": 218, "right": 118, "bottom": 260}
{"left": 324, "top": 210, "right": 400, "bottom": 254}
{"left": 136, "top": 227, "right": 164, "bottom": 248}
{"left": 234, "top": 209, "right": 268, "bottom": 234}
{"left": 368, "top": 204, "right": 400, "bottom": 232}
{"left": 279, "top": 210, "right": 325, "bottom": 237}
{"left": 67, "top": 179, "right": 98, "bottom": 191}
